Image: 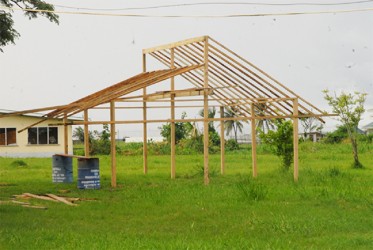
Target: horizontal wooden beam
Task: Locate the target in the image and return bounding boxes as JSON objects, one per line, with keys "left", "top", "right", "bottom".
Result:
{"left": 147, "top": 88, "right": 213, "bottom": 101}
{"left": 143, "top": 36, "right": 207, "bottom": 54}
{"left": 49, "top": 113, "right": 337, "bottom": 126}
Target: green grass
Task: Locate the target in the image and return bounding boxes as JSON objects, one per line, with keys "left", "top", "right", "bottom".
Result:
{"left": 1, "top": 142, "right": 373, "bottom": 249}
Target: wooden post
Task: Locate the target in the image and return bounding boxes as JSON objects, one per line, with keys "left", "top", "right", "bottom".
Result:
{"left": 84, "top": 109, "right": 90, "bottom": 157}
{"left": 220, "top": 106, "right": 225, "bottom": 174}
{"left": 203, "top": 37, "right": 210, "bottom": 185}
{"left": 293, "top": 98, "right": 299, "bottom": 182}
{"left": 63, "top": 114, "right": 68, "bottom": 154}
{"left": 110, "top": 101, "right": 117, "bottom": 188}
{"left": 170, "top": 48, "right": 176, "bottom": 179}
{"left": 250, "top": 103, "right": 257, "bottom": 178}
{"left": 142, "top": 53, "right": 148, "bottom": 174}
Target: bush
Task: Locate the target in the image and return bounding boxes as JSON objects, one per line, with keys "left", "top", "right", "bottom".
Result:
{"left": 259, "top": 119, "right": 293, "bottom": 170}
{"left": 10, "top": 160, "right": 28, "bottom": 167}
{"left": 225, "top": 139, "right": 239, "bottom": 151}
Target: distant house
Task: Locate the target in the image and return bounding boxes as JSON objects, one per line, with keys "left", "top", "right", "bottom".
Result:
{"left": 0, "top": 110, "right": 79, "bottom": 157}
{"left": 299, "top": 131, "right": 324, "bottom": 142}
{"left": 362, "top": 122, "right": 373, "bottom": 135}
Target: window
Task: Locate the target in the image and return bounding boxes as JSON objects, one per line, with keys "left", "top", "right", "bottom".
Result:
{"left": 28, "top": 127, "right": 58, "bottom": 145}
{"left": 0, "top": 128, "right": 17, "bottom": 146}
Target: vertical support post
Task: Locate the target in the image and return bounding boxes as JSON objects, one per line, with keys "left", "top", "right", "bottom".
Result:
{"left": 220, "top": 106, "right": 225, "bottom": 175}
{"left": 110, "top": 101, "right": 117, "bottom": 188}
{"left": 63, "top": 114, "right": 68, "bottom": 154}
{"left": 170, "top": 48, "right": 176, "bottom": 179}
{"left": 250, "top": 103, "right": 257, "bottom": 178}
{"left": 293, "top": 98, "right": 299, "bottom": 182}
{"left": 142, "top": 53, "right": 148, "bottom": 174}
{"left": 84, "top": 109, "right": 90, "bottom": 157}
{"left": 203, "top": 36, "right": 210, "bottom": 185}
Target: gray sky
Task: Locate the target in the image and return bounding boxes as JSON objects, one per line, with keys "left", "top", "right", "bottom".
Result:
{"left": 1, "top": 0, "right": 372, "bottom": 137}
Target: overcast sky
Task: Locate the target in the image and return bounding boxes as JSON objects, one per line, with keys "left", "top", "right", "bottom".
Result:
{"left": 1, "top": 0, "right": 372, "bottom": 137}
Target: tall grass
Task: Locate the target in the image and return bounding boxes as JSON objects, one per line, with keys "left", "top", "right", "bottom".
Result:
{"left": 1, "top": 142, "right": 373, "bottom": 249}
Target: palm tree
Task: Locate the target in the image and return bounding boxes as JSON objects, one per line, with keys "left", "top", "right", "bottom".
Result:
{"left": 199, "top": 107, "right": 217, "bottom": 133}
{"left": 223, "top": 107, "right": 244, "bottom": 143}
{"left": 254, "top": 101, "right": 275, "bottom": 134}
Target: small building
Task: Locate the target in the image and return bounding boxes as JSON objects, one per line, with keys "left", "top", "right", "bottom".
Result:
{"left": 299, "top": 131, "right": 324, "bottom": 142}
{"left": 0, "top": 110, "right": 78, "bottom": 157}
{"left": 362, "top": 122, "right": 373, "bottom": 135}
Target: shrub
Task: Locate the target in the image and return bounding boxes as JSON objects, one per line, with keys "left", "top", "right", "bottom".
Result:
{"left": 10, "top": 160, "right": 28, "bottom": 167}
{"left": 259, "top": 119, "right": 293, "bottom": 170}
{"left": 225, "top": 139, "right": 239, "bottom": 151}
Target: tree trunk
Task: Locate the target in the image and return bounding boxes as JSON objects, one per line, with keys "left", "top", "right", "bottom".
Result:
{"left": 350, "top": 136, "right": 361, "bottom": 168}
{"left": 234, "top": 125, "right": 238, "bottom": 143}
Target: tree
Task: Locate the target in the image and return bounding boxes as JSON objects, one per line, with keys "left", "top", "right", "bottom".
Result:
{"left": 300, "top": 116, "right": 323, "bottom": 140}
{"left": 0, "top": 0, "right": 58, "bottom": 52}
{"left": 254, "top": 100, "right": 275, "bottom": 133}
{"left": 259, "top": 119, "right": 293, "bottom": 170}
{"left": 199, "top": 107, "right": 217, "bottom": 133}
{"left": 223, "top": 107, "right": 244, "bottom": 143}
{"left": 159, "top": 112, "right": 190, "bottom": 144}
{"left": 323, "top": 90, "right": 367, "bottom": 168}
{"left": 199, "top": 107, "right": 220, "bottom": 146}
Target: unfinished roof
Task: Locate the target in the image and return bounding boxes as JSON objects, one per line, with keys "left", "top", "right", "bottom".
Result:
{"left": 1, "top": 36, "right": 326, "bottom": 123}
{"left": 143, "top": 36, "right": 325, "bottom": 121}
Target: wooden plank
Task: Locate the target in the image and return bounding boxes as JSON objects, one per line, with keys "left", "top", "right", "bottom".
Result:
{"left": 146, "top": 88, "right": 213, "bottom": 101}
{"left": 23, "top": 193, "right": 58, "bottom": 202}
{"left": 64, "top": 115, "right": 68, "bottom": 154}
{"left": 142, "top": 36, "right": 207, "bottom": 54}
{"left": 84, "top": 109, "right": 90, "bottom": 157}
{"left": 220, "top": 106, "right": 225, "bottom": 175}
{"left": 250, "top": 103, "right": 258, "bottom": 178}
{"left": 110, "top": 101, "right": 117, "bottom": 188}
{"left": 54, "top": 154, "right": 93, "bottom": 159}
{"left": 203, "top": 37, "right": 210, "bottom": 185}
{"left": 293, "top": 98, "right": 299, "bottom": 182}
{"left": 170, "top": 48, "right": 176, "bottom": 179}
{"left": 46, "top": 194, "right": 77, "bottom": 206}
{"left": 17, "top": 118, "right": 48, "bottom": 133}
{"left": 49, "top": 113, "right": 336, "bottom": 127}
{"left": 143, "top": 53, "right": 148, "bottom": 175}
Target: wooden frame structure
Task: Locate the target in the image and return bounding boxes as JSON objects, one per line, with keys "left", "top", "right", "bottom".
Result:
{"left": 1, "top": 36, "right": 331, "bottom": 187}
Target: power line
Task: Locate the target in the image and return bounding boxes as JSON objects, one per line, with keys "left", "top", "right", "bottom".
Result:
{"left": 1, "top": 6, "right": 373, "bottom": 18}
{"left": 53, "top": 1, "right": 373, "bottom": 11}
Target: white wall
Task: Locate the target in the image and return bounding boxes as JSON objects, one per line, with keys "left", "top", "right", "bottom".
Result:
{"left": 0, "top": 116, "right": 73, "bottom": 158}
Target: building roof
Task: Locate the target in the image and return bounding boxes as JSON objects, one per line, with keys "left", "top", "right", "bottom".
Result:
{"left": 0, "top": 109, "right": 82, "bottom": 121}
{"left": 362, "top": 122, "right": 373, "bottom": 130}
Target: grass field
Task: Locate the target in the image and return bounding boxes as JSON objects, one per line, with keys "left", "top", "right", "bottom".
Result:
{"left": 1, "top": 142, "right": 373, "bottom": 249}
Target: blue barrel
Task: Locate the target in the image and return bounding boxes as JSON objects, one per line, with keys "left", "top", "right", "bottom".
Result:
{"left": 52, "top": 155, "right": 73, "bottom": 183}
{"left": 77, "top": 158, "right": 100, "bottom": 189}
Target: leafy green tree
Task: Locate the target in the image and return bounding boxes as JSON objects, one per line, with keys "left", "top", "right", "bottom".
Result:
{"left": 323, "top": 90, "right": 367, "bottom": 168}
{"left": 199, "top": 107, "right": 221, "bottom": 146}
{"left": 0, "top": 0, "right": 58, "bottom": 52}
{"left": 254, "top": 101, "right": 275, "bottom": 133}
{"left": 259, "top": 119, "right": 293, "bottom": 170}
{"left": 199, "top": 107, "right": 217, "bottom": 133}
{"left": 323, "top": 125, "right": 348, "bottom": 144}
{"left": 300, "top": 116, "right": 323, "bottom": 140}
{"left": 159, "top": 112, "right": 190, "bottom": 144}
{"left": 223, "top": 107, "right": 244, "bottom": 143}
{"left": 90, "top": 124, "right": 111, "bottom": 155}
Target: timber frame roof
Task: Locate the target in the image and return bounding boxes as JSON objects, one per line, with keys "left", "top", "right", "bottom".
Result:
{"left": 143, "top": 36, "right": 325, "bottom": 121}
{"left": 1, "top": 35, "right": 326, "bottom": 123}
